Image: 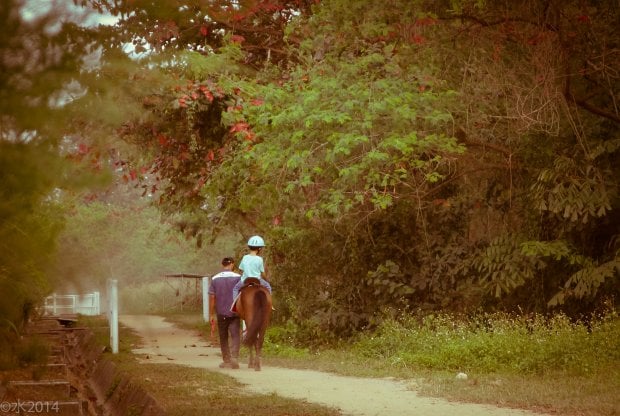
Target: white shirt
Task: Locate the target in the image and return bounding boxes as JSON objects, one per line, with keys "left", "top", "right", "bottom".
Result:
{"left": 212, "top": 271, "right": 240, "bottom": 280}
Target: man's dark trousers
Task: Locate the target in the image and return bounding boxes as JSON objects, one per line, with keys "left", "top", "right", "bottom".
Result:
{"left": 217, "top": 314, "right": 240, "bottom": 362}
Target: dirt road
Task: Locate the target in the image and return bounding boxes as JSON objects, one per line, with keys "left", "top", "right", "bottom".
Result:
{"left": 120, "top": 315, "right": 546, "bottom": 416}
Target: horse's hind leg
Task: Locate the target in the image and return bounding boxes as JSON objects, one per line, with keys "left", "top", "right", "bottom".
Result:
{"left": 254, "top": 344, "right": 261, "bottom": 371}
{"left": 247, "top": 343, "right": 255, "bottom": 369}
{"left": 254, "top": 332, "right": 265, "bottom": 371}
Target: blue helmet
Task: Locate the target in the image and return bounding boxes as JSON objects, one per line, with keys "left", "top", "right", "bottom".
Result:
{"left": 247, "top": 235, "right": 265, "bottom": 247}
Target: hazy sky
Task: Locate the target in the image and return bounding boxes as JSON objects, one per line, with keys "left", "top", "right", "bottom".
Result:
{"left": 20, "top": 0, "right": 119, "bottom": 29}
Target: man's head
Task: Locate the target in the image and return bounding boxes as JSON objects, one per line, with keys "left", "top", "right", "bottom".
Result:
{"left": 221, "top": 257, "right": 234, "bottom": 267}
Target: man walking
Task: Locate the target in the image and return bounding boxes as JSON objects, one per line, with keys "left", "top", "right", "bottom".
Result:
{"left": 208, "top": 257, "right": 241, "bottom": 369}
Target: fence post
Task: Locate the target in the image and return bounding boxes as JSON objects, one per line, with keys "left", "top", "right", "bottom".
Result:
{"left": 202, "top": 276, "right": 210, "bottom": 322}
{"left": 107, "top": 281, "right": 111, "bottom": 321}
{"left": 94, "top": 291, "right": 100, "bottom": 315}
{"left": 109, "top": 279, "right": 119, "bottom": 354}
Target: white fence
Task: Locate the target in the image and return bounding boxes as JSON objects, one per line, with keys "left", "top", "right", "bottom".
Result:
{"left": 43, "top": 292, "right": 101, "bottom": 316}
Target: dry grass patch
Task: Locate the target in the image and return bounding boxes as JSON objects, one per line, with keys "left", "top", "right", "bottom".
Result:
{"left": 114, "top": 360, "right": 341, "bottom": 416}
{"left": 415, "top": 369, "right": 620, "bottom": 416}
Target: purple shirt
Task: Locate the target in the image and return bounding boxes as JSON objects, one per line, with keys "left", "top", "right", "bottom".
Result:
{"left": 208, "top": 271, "right": 240, "bottom": 317}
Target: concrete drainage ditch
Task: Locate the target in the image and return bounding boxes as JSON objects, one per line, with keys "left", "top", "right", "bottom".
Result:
{"left": 1, "top": 317, "right": 164, "bottom": 416}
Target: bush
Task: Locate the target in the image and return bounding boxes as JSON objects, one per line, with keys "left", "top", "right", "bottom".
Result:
{"left": 0, "top": 336, "right": 17, "bottom": 370}
{"left": 351, "top": 311, "right": 619, "bottom": 375}
{"left": 267, "top": 318, "right": 342, "bottom": 349}
{"left": 16, "top": 336, "right": 49, "bottom": 366}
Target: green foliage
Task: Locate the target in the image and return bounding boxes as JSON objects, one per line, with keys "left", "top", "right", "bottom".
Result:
{"left": 89, "top": 0, "right": 620, "bottom": 336}
{"left": 519, "top": 240, "right": 619, "bottom": 306}
{"left": 181, "top": 45, "right": 251, "bottom": 78}
{"left": 0, "top": 141, "right": 65, "bottom": 331}
{"left": 232, "top": 50, "right": 463, "bottom": 224}
{"left": 350, "top": 312, "right": 620, "bottom": 375}
{"left": 1, "top": 0, "right": 95, "bottom": 137}
{"left": 531, "top": 156, "right": 613, "bottom": 223}
{"left": 365, "top": 261, "right": 414, "bottom": 304}
{"left": 474, "top": 236, "right": 542, "bottom": 297}
{"left": 0, "top": 0, "right": 117, "bottom": 349}
{"left": 96, "top": 0, "right": 315, "bottom": 67}
{"left": 549, "top": 256, "right": 620, "bottom": 307}
{"left": 264, "top": 324, "right": 312, "bottom": 357}
{"left": 182, "top": 3, "right": 469, "bottom": 333}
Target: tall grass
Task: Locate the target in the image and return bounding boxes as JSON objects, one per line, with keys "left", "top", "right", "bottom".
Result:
{"left": 350, "top": 312, "right": 619, "bottom": 375}
{"left": 261, "top": 311, "right": 619, "bottom": 415}
{"left": 0, "top": 334, "right": 50, "bottom": 370}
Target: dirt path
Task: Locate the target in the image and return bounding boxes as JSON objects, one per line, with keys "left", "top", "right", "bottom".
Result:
{"left": 120, "top": 315, "right": 546, "bottom": 416}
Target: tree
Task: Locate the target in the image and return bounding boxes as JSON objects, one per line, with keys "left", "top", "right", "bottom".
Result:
{"left": 428, "top": 0, "right": 620, "bottom": 312}
{"left": 0, "top": 142, "right": 64, "bottom": 333}
{"left": 0, "top": 0, "right": 111, "bottom": 338}
{"left": 83, "top": 0, "right": 316, "bottom": 66}
{"left": 78, "top": 0, "right": 619, "bottom": 335}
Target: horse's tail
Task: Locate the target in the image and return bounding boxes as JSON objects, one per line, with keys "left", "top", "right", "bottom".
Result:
{"left": 243, "top": 289, "right": 268, "bottom": 347}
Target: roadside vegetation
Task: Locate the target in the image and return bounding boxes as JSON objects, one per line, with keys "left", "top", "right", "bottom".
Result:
{"left": 174, "top": 311, "right": 619, "bottom": 416}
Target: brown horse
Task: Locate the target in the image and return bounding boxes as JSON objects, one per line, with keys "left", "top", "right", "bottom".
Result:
{"left": 235, "top": 278, "right": 272, "bottom": 371}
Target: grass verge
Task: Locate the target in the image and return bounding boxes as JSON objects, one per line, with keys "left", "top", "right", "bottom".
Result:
{"left": 80, "top": 315, "right": 340, "bottom": 416}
